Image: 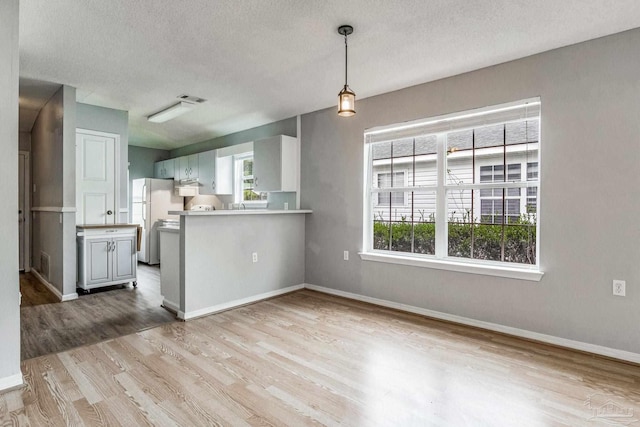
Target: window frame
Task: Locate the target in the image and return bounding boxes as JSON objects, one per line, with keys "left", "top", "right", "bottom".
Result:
{"left": 361, "top": 99, "right": 543, "bottom": 281}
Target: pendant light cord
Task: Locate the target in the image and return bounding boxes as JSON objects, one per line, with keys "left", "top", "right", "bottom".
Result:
{"left": 344, "top": 33, "right": 348, "bottom": 86}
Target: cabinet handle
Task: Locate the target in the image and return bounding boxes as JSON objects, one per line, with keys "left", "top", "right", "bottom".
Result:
{"left": 212, "top": 180, "right": 215, "bottom": 190}
{"left": 255, "top": 176, "right": 258, "bottom": 187}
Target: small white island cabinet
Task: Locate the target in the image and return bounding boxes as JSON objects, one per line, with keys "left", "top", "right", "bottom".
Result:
{"left": 76, "top": 225, "right": 138, "bottom": 292}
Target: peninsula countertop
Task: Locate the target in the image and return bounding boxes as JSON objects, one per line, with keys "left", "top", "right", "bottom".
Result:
{"left": 168, "top": 209, "right": 312, "bottom": 216}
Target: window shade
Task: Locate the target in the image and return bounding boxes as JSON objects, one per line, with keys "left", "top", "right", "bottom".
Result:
{"left": 365, "top": 98, "right": 541, "bottom": 145}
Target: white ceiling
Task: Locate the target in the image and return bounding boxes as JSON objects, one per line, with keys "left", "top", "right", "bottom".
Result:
{"left": 18, "top": 0, "right": 640, "bottom": 150}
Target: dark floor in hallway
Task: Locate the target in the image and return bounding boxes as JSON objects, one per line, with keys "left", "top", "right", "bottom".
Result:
{"left": 20, "top": 264, "right": 176, "bottom": 360}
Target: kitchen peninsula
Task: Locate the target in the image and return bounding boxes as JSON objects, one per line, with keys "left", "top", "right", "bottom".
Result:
{"left": 160, "top": 209, "right": 311, "bottom": 320}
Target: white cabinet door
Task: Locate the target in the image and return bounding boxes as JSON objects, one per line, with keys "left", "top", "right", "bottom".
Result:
{"left": 178, "top": 156, "right": 189, "bottom": 180}
{"left": 177, "top": 155, "right": 199, "bottom": 180}
{"left": 188, "top": 154, "right": 199, "bottom": 179}
{"left": 76, "top": 130, "right": 116, "bottom": 224}
{"left": 253, "top": 135, "right": 298, "bottom": 192}
{"left": 154, "top": 161, "right": 163, "bottom": 178}
{"left": 253, "top": 136, "right": 281, "bottom": 192}
{"left": 113, "top": 236, "right": 136, "bottom": 281}
{"left": 197, "top": 150, "right": 216, "bottom": 195}
{"left": 155, "top": 159, "right": 175, "bottom": 179}
{"left": 163, "top": 159, "right": 175, "bottom": 179}
{"left": 87, "top": 238, "right": 111, "bottom": 284}
{"left": 215, "top": 154, "right": 233, "bottom": 195}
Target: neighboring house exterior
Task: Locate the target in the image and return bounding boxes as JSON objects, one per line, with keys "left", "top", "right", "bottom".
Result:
{"left": 369, "top": 117, "right": 539, "bottom": 265}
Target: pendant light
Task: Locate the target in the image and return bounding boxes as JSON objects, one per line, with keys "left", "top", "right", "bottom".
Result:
{"left": 337, "top": 25, "right": 355, "bottom": 117}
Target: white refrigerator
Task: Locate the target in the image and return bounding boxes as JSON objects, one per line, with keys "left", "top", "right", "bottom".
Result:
{"left": 132, "top": 178, "right": 183, "bottom": 265}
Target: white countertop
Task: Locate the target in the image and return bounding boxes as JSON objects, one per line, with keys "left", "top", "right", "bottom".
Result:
{"left": 168, "top": 209, "right": 312, "bottom": 216}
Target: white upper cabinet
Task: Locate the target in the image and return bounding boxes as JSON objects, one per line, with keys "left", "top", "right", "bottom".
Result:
{"left": 154, "top": 159, "right": 175, "bottom": 179}
{"left": 177, "top": 154, "right": 199, "bottom": 181}
{"left": 253, "top": 135, "right": 298, "bottom": 192}
{"left": 197, "top": 150, "right": 215, "bottom": 194}
{"left": 197, "top": 150, "right": 233, "bottom": 195}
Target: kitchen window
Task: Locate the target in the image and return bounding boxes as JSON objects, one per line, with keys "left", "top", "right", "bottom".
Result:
{"left": 234, "top": 154, "right": 266, "bottom": 203}
{"left": 362, "top": 99, "right": 542, "bottom": 280}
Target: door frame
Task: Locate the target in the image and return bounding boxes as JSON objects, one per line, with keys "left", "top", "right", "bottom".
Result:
{"left": 76, "top": 128, "right": 121, "bottom": 224}
{"left": 19, "top": 150, "right": 30, "bottom": 272}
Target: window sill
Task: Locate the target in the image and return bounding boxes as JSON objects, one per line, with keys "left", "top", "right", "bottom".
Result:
{"left": 358, "top": 252, "right": 544, "bottom": 282}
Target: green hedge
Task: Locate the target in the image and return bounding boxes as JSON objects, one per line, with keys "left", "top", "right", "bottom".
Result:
{"left": 373, "top": 218, "right": 536, "bottom": 264}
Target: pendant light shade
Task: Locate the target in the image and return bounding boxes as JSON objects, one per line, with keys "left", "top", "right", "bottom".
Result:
{"left": 338, "top": 85, "right": 356, "bottom": 117}
{"left": 337, "top": 25, "right": 355, "bottom": 117}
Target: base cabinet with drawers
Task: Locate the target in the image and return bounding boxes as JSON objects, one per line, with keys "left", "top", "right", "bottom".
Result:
{"left": 77, "top": 226, "right": 138, "bottom": 291}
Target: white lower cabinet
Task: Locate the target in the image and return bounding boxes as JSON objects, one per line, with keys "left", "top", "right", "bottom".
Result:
{"left": 77, "top": 226, "right": 138, "bottom": 291}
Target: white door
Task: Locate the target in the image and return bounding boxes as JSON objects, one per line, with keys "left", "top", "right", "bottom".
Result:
{"left": 76, "top": 130, "right": 116, "bottom": 225}
{"left": 18, "top": 152, "right": 29, "bottom": 271}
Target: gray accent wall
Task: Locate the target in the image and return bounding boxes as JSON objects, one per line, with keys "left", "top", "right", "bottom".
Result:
{"left": 128, "top": 145, "right": 171, "bottom": 219}
{"left": 19, "top": 131, "right": 31, "bottom": 151}
{"left": 31, "top": 85, "right": 77, "bottom": 297}
{"left": 129, "top": 145, "right": 170, "bottom": 180}
{"left": 169, "top": 117, "right": 296, "bottom": 158}
{"left": 0, "top": 0, "right": 21, "bottom": 387}
{"left": 301, "top": 28, "right": 640, "bottom": 354}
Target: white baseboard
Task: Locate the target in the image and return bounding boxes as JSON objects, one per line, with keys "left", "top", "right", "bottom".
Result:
{"left": 180, "top": 285, "right": 304, "bottom": 321}
{"left": 0, "top": 373, "right": 23, "bottom": 392}
{"left": 31, "top": 269, "right": 78, "bottom": 302}
{"left": 304, "top": 284, "right": 640, "bottom": 365}
{"left": 162, "top": 299, "right": 179, "bottom": 314}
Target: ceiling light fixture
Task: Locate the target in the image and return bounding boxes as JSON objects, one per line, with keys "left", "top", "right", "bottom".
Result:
{"left": 147, "top": 101, "right": 195, "bottom": 123}
{"left": 337, "top": 25, "right": 355, "bottom": 117}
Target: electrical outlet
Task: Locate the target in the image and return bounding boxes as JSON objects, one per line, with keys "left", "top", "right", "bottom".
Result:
{"left": 343, "top": 250, "right": 349, "bottom": 261}
{"left": 284, "top": 202, "right": 289, "bottom": 210}
{"left": 252, "top": 252, "right": 258, "bottom": 263}
{"left": 613, "top": 280, "right": 626, "bottom": 297}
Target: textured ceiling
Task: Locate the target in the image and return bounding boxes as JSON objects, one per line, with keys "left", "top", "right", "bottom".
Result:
{"left": 18, "top": 0, "right": 640, "bottom": 149}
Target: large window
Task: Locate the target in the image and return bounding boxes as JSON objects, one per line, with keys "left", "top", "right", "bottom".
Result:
{"left": 364, "top": 99, "right": 540, "bottom": 269}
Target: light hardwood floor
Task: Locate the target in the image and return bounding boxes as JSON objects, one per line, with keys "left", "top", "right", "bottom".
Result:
{"left": 20, "top": 264, "right": 176, "bottom": 360}
{"left": 3, "top": 289, "right": 640, "bottom": 426}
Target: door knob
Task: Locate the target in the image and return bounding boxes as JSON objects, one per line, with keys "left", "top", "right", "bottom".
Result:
{"left": 107, "top": 210, "right": 113, "bottom": 215}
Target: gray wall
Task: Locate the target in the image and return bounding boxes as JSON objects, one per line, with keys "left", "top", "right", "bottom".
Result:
{"left": 128, "top": 145, "right": 171, "bottom": 219}
{"left": 77, "top": 103, "right": 129, "bottom": 222}
{"left": 31, "top": 85, "right": 77, "bottom": 297}
{"left": 169, "top": 117, "right": 296, "bottom": 158}
{"left": 128, "top": 145, "right": 170, "bottom": 180}
{"left": 301, "top": 28, "right": 640, "bottom": 354}
{"left": 32, "top": 88, "right": 64, "bottom": 207}
{"left": 0, "top": 0, "right": 21, "bottom": 388}
{"left": 181, "top": 213, "right": 305, "bottom": 317}
{"left": 19, "top": 131, "right": 31, "bottom": 151}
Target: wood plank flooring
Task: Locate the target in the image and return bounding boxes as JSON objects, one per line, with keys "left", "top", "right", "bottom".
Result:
{"left": 4, "top": 289, "right": 640, "bottom": 426}
{"left": 20, "top": 264, "right": 176, "bottom": 360}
